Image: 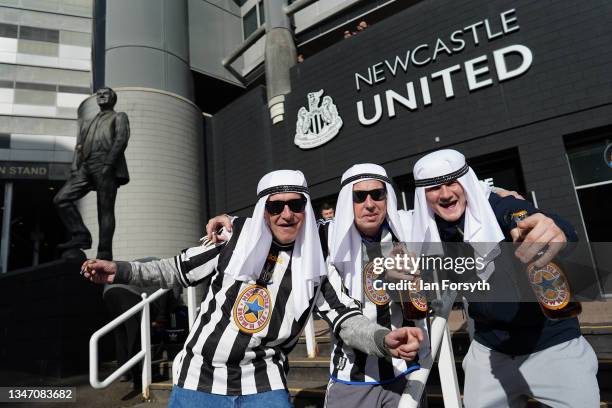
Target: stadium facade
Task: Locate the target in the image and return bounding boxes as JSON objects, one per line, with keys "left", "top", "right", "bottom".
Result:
{"left": 21, "top": 0, "right": 611, "bottom": 291}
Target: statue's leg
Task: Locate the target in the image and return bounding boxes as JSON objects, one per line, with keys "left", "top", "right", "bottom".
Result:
{"left": 53, "top": 170, "right": 93, "bottom": 249}
{"left": 95, "top": 174, "right": 118, "bottom": 260}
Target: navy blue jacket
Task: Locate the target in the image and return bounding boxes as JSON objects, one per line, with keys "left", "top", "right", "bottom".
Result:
{"left": 435, "top": 193, "right": 581, "bottom": 356}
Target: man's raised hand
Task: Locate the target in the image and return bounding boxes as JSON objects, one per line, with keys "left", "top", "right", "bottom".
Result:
{"left": 205, "top": 214, "right": 233, "bottom": 243}
{"left": 511, "top": 213, "right": 567, "bottom": 267}
{"left": 81, "top": 259, "right": 117, "bottom": 284}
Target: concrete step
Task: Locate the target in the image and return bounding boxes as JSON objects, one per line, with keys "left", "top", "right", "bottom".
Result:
{"left": 292, "top": 336, "right": 332, "bottom": 358}
{"left": 147, "top": 325, "right": 612, "bottom": 405}
{"left": 287, "top": 356, "right": 330, "bottom": 382}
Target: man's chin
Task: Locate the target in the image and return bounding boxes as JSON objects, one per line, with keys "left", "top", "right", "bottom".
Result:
{"left": 438, "top": 210, "right": 462, "bottom": 222}
{"left": 274, "top": 231, "right": 298, "bottom": 244}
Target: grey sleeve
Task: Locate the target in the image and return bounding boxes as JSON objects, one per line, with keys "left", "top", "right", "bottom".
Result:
{"left": 115, "top": 258, "right": 183, "bottom": 288}
{"left": 113, "top": 241, "right": 225, "bottom": 288}
{"left": 337, "top": 314, "right": 391, "bottom": 358}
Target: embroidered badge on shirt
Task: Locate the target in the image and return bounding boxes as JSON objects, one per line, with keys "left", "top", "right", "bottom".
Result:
{"left": 363, "top": 261, "right": 390, "bottom": 305}
{"left": 233, "top": 285, "right": 273, "bottom": 334}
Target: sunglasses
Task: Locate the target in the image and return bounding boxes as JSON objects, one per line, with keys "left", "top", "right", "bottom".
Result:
{"left": 352, "top": 188, "right": 387, "bottom": 203}
{"left": 265, "top": 197, "right": 307, "bottom": 215}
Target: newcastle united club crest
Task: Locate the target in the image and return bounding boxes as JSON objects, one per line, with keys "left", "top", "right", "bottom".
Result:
{"left": 295, "top": 89, "right": 343, "bottom": 149}
{"left": 363, "top": 261, "right": 390, "bottom": 305}
{"left": 233, "top": 285, "right": 272, "bottom": 334}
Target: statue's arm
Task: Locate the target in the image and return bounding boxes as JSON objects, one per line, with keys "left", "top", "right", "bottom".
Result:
{"left": 71, "top": 117, "right": 84, "bottom": 171}
{"left": 104, "top": 112, "right": 130, "bottom": 167}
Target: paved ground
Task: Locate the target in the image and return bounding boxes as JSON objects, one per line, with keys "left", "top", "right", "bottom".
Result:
{"left": 3, "top": 302, "right": 609, "bottom": 407}
{"left": 0, "top": 368, "right": 163, "bottom": 407}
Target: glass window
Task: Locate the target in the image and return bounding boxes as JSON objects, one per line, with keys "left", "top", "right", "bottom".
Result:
{"left": 4, "top": 179, "right": 68, "bottom": 271}
{"left": 567, "top": 138, "right": 612, "bottom": 187}
{"left": 60, "top": 0, "right": 92, "bottom": 17}
{"left": 243, "top": 6, "right": 258, "bottom": 39}
{"left": 17, "top": 39, "right": 59, "bottom": 56}
{"left": 258, "top": 1, "right": 265, "bottom": 25}
{"left": 14, "top": 64, "right": 89, "bottom": 87}
{"left": 0, "top": 63, "right": 15, "bottom": 81}
{"left": 0, "top": 132, "right": 9, "bottom": 148}
{"left": 19, "top": 26, "right": 60, "bottom": 44}
{"left": 58, "top": 85, "right": 89, "bottom": 94}
{"left": 59, "top": 30, "right": 90, "bottom": 47}
{"left": 0, "top": 79, "right": 13, "bottom": 88}
{"left": 15, "top": 81, "right": 56, "bottom": 92}
{"left": 0, "top": 23, "right": 18, "bottom": 39}
{"left": 14, "top": 88, "right": 56, "bottom": 105}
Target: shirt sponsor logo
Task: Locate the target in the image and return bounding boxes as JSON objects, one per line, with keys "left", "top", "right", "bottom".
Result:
{"left": 295, "top": 89, "right": 343, "bottom": 149}
{"left": 233, "top": 285, "right": 273, "bottom": 334}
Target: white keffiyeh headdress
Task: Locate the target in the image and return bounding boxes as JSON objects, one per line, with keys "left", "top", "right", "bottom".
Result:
{"left": 224, "top": 170, "right": 325, "bottom": 316}
{"left": 411, "top": 149, "right": 504, "bottom": 281}
{"left": 328, "top": 164, "right": 412, "bottom": 301}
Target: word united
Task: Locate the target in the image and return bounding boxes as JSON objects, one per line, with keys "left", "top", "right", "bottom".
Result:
{"left": 354, "top": 9, "right": 532, "bottom": 125}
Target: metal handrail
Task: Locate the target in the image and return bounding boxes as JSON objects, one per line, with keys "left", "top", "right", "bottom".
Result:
{"left": 89, "top": 288, "right": 170, "bottom": 400}
{"left": 399, "top": 290, "right": 462, "bottom": 407}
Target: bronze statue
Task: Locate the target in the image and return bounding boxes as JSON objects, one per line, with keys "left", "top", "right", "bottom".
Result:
{"left": 54, "top": 87, "right": 130, "bottom": 260}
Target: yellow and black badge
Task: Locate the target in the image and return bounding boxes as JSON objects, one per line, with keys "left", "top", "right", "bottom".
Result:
{"left": 527, "top": 262, "right": 570, "bottom": 310}
{"left": 233, "top": 284, "right": 272, "bottom": 334}
{"left": 363, "top": 261, "right": 390, "bottom": 305}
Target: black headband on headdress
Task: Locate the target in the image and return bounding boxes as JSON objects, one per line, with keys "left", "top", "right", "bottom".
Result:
{"left": 340, "top": 173, "right": 391, "bottom": 188}
{"left": 257, "top": 185, "right": 309, "bottom": 200}
{"left": 414, "top": 164, "right": 469, "bottom": 187}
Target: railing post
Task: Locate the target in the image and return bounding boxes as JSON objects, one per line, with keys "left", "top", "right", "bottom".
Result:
{"left": 187, "top": 286, "right": 197, "bottom": 329}
{"left": 141, "top": 293, "right": 152, "bottom": 400}
{"left": 438, "top": 325, "right": 462, "bottom": 408}
{"left": 304, "top": 315, "right": 317, "bottom": 358}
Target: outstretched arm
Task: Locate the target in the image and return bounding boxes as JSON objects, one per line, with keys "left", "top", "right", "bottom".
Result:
{"left": 315, "top": 263, "right": 423, "bottom": 361}
{"left": 82, "top": 239, "right": 227, "bottom": 288}
{"left": 338, "top": 315, "right": 423, "bottom": 360}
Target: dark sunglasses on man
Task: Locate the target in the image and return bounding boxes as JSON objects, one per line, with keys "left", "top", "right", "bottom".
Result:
{"left": 352, "top": 188, "right": 387, "bottom": 203}
{"left": 265, "top": 197, "right": 307, "bottom": 215}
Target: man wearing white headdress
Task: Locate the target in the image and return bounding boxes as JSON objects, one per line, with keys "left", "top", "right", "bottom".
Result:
{"left": 317, "top": 163, "right": 430, "bottom": 407}
{"left": 83, "top": 169, "right": 424, "bottom": 407}
{"left": 411, "top": 149, "right": 599, "bottom": 408}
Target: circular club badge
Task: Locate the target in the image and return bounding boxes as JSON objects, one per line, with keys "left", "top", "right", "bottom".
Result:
{"left": 528, "top": 262, "right": 570, "bottom": 310}
{"left": 409, "top": 279, "right": 428, "bottom": 312}
{"left": 233, "top": 285, "right": 272, "bottom": 334}
{"left": 363, "top": 261, "right": 390, "bottom": 305}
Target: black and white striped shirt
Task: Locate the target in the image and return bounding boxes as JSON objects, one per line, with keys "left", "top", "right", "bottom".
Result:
{"left": 321, "top": 223, "right": 422, "bottom": 385}
{"left": 117, "top": 217, "right": 362, "bottom": 395}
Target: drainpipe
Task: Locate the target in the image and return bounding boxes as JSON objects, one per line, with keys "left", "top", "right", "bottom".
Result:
{"left": 264, "top": 0, "right": 297, "bottom": 124}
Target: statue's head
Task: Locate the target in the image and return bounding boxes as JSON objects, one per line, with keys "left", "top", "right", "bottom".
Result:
{"left": 95, "top": 87, "right": 117, "bottom": 109}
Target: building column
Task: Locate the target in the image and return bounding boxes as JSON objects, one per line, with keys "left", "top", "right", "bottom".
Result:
{"left": 264, "top": 0, "right": 297, "bottom": 124}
